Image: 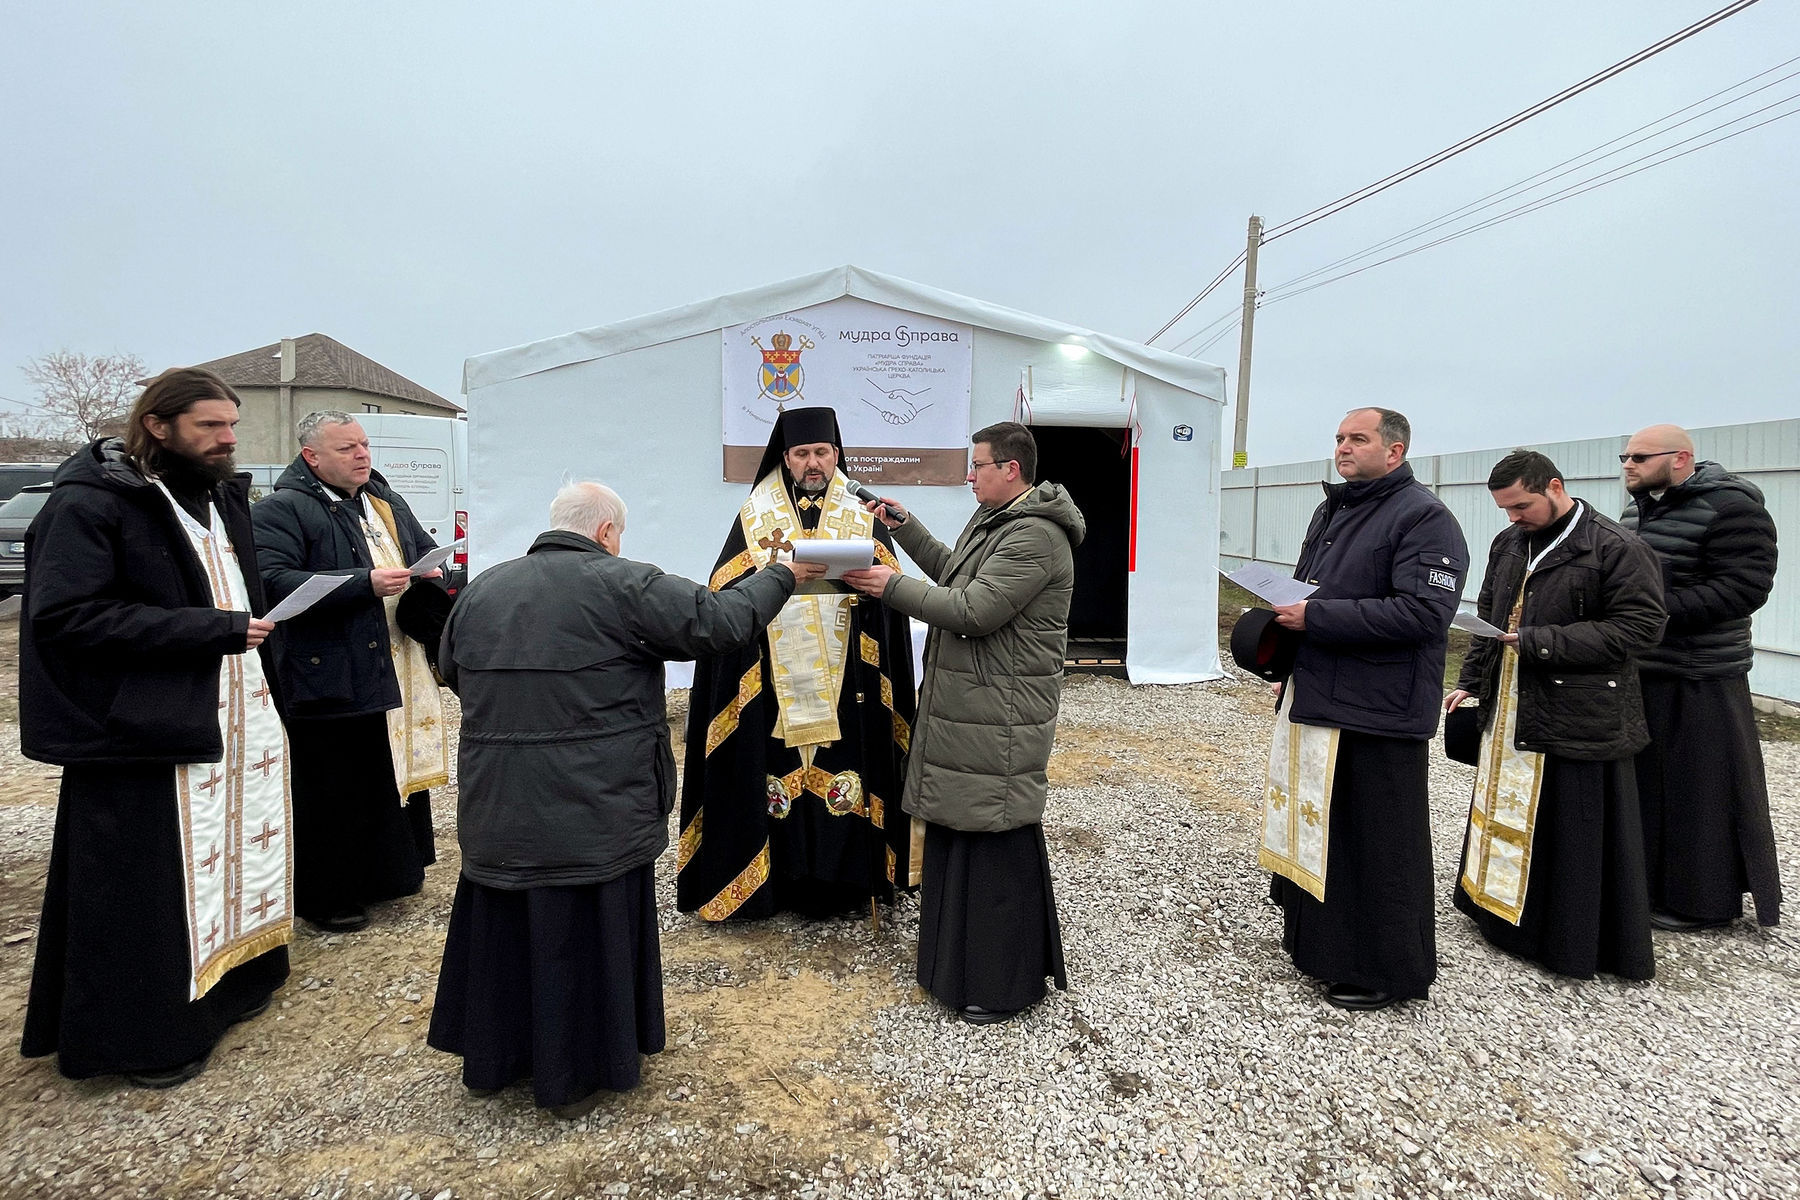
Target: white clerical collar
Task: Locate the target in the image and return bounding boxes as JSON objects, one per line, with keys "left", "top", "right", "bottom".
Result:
{"left": 1526, "top": 500, "right": 1584, "bottom": 572}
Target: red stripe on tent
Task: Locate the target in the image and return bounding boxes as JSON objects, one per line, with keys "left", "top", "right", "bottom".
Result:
{"left": 1129, "top": 445, "right": 1140, "bottom": 572}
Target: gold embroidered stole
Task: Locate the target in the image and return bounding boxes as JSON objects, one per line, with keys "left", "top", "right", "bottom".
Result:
{"left": 154, "top": 484, "right": 293, "bottom": 1000}
{"left": 740, "top": 470, "right": 873, "bottom": 756}
{"left": 366, "top": 496, "right": 450, "bottom": 799}
{"left": 1258, "top": 681, "right": 1339, "bottom": 901}
{"left": 1459, "top": 579, "right": 1545, "bottom": 924}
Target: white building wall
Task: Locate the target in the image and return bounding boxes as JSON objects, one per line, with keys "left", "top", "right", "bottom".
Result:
{"left": 1220, "top": 418, "right": 1800, "bottom": 702}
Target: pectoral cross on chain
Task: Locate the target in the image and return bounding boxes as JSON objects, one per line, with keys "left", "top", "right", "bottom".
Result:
{"left": 757, "top": 528, "right": 794, "bottom": 565}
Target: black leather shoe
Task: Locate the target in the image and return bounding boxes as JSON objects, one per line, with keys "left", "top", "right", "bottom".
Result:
{"left": 466, "top": 1086, "right": 501, "bottom": 1099}
{"left": 126, "top": 1055, "right": 209, "bottom": 1089}
{"left": 552, "top": 1089, "right": 604, "bottom": 1120}
{"left": 1324, "top": 983, "right": 1398, "bottom": 1012}
{"left": 1650, "top": 909, "right": 1732, "bottom": 932}
{"left": 960, "top": 1005, "right": 1020, "bottom": 1026}
{"left": 311, "top": 908, "right": 370, "bottom": 933}
{"left": 229, "top": 996, "right": 273, "bottom": 1026}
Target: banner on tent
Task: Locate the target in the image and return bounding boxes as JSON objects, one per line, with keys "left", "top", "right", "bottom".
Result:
{"left": 722, "top": 297, "right": 972, "bottom": 485}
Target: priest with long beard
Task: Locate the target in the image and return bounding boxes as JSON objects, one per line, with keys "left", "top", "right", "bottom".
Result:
{"left": 678, "top": 407, "right": 919, "bottom": 921}
{"left": 20, "top": 368, "right": 291, "bottom": 1087}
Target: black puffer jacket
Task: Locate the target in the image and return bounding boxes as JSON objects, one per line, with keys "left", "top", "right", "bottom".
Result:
{"left": 1620, "top": 461, "right": 1777, "bottom": 679}
{"left": 441, "top": 531, "right": 796, "bottom": 889}
{"left": 1284, "top": 463, "right": 1470, "bottom": 740}
{"left": 1458, "top": 503, "right": 1666, "bottom": 761}
{"left": 252, "top": 458, "right": 434, "bottom": 718}
{"left": 20, "top": 439, "right": 272, "bottom": 765}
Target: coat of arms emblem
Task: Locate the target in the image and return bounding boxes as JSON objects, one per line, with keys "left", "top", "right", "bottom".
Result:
{"left": 752, "top": 331, "right": 814, "bottom": 412}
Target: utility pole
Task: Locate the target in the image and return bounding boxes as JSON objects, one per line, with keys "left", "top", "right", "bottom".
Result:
{"left": 1231, "top": 214, "right": 1263, "bottom": 470}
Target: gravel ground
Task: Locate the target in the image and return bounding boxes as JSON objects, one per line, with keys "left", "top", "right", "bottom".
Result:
{"left": 0, "top": 653, "right": 1796, "bottom": 1199}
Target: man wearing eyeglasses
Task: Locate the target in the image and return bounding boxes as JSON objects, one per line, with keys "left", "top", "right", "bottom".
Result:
{"left": 1620, "top": 424, "right": 1781, "bottom": 932}
{"left": 842, "top": 421, "right": 1081, "bottom": 1026}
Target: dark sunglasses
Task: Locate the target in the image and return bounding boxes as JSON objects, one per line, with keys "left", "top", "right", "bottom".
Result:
{"left": 1618, "top": 450, "right": 1682, "bottom": 464}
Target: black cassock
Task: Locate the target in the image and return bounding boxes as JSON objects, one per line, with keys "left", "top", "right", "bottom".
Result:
{"left": 23, "top": 766, "right": 289, "bottom": 1078}
{"left": 678, "top": 480, "right": 917, "bottom": 920}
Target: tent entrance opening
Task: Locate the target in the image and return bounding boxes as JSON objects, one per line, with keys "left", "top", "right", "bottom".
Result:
{"left": 1030, "top": 425, "right": 1129, "bottom": 676}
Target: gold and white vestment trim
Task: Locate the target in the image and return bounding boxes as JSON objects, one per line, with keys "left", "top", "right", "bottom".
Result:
{"left": 1459, "top": 580, "right": 1546, "bottom": 925}
{"left": 155, "top": 484, "right": 294, "bottom": 1000}
{"left": 739, "top": 469, "right": 876, "bottom": 753}
{"left": 1258, "top": 682, "right": 1338, "bottom": 902}
{"left": 364, "top": 495, "right": 449, "bottom": 799}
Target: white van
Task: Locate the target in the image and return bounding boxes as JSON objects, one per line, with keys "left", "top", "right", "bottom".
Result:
{"left": 361, "top": 413, "right": 469, "bottom": 592}
{"left": 244, "top": 414, "right": 471, "bottom": 592}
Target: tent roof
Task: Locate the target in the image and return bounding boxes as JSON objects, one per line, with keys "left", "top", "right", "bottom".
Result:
{"left": 463, "top": 265, "right": 1225, "bottom": 401}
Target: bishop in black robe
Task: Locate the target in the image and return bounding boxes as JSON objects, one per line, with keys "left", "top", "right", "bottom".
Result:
{"left": 678, "top": 407, "right": 918, "bottom": 921}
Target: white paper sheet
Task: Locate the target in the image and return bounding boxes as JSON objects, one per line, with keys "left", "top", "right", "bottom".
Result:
{"left": 1220, "top": 563, "right": 1318, "bottom": 608}
{"left": 792, "top": 537, "right": 875, "bottom": 580}
{"left": 1452, "top": 610, "right": 1506, "bottom": 638}
{"left": 408, "top": 540, "right": 464, "bottom": 576}
{"left": 264, "top": 572, "right": 354, "bottom": 622}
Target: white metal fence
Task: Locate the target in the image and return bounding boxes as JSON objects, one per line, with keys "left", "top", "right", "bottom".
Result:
{"left": 1221, "top": 418, "right": 1800, "bottom": 703}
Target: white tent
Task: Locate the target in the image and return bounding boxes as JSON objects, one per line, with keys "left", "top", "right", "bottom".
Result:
{"left": 461, "top": 265, "right": 1227, "bottom": 685}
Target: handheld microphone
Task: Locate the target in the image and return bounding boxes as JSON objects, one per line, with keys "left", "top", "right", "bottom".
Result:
{"left": 847, "top": 479, "right": 907, "bottom": 524}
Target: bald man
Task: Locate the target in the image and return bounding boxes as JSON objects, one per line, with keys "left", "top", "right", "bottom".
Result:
{"left": 1620, "top": 424, "right": 1781, "bottom": 931}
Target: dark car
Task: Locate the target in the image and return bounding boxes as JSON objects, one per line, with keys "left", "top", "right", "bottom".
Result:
{"left": 0, "top": 484, "right": 52, "bottom": 598}
{"left": 0, "top": 463, "right": 58, "bottom": 502}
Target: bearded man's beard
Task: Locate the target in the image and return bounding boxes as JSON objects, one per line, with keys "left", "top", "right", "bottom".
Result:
{"left": 144, "top": 440, "right": 238, "bottom": 487}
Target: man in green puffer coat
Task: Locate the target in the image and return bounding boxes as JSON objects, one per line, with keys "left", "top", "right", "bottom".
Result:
{"left": 843, "top": 421, "right": 1084, "bottom": 1025}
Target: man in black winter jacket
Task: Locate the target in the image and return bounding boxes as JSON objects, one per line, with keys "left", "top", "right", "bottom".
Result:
{"left": 253, "top": 411, "right": 446, "bottom": 933}
{"left": 426, "top": 481, "right": 822, "bottom": 1117}
{"left": 1621, "top": 424, "right": 1781, "bottom": 930}
{"left": 1447, "top": 450, "right": 1665, "bottom": 980}
{"left": 20, "top": 367, "right": 289, "bottom": 1087}
{"left": 1262, "top": 408, "right": 1468, "bottom": 1011}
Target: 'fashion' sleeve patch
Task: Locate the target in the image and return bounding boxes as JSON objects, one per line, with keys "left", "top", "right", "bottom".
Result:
{"left": 1427, "top": 567, "right": 1459, "bottom": 591}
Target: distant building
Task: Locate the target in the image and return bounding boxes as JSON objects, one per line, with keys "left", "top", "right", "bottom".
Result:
{"left": 185, "top": 334, "right": 463, "bottom": 462}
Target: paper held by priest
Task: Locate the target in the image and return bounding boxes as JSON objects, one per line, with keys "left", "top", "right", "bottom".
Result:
{"left": 408, "top": 540, "right": 465, "bottom": 577}
{"left": 1220, "top": 563, "right": 1317, "bottom": 608}
{"left": 790, "top": 538, "right": 875, "bottom": 580}
{"left": 1452, "top": 609, "right": 1506, "bottom": 638}
{"left": 264, "top": 572, "right": 354, "bottom": 622}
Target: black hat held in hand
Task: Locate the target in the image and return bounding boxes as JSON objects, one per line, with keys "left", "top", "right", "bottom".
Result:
{"left": 1229, "top": 608, "right": 1299, "bottom": 683}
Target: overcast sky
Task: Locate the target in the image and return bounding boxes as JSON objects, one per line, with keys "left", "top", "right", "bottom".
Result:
{"left": 2, "top": 1, "right": 1794, "bottom": 465}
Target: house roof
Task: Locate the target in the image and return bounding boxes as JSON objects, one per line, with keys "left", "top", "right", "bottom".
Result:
{"left": 462, "top": 265, "right": 1226, "bottom": 401}
{"left": 191, "top": 334, "right": 463, "bottom": 414}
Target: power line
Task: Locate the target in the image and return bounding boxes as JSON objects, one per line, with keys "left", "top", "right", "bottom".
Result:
{"left": 1191, "top": 319, "right": 1243, "bottom": 359}
{"left": 1145, "top": 0, "right": 1767, "bottom": 343}
{"left": 1257, "top": 97, "right": 1800, "bottom": 309}
{"left": 1266, "top": 56, "right": 1800, "bottom": 295}
{"left": 1145, "top": 250, "right": 1246, "bottom": 346}
{"left": 1166, "top": 305, "right": 1242, "bottom": 354}
{"left": 0, "top": 392, "right": 55, "bottom": 416}
{"left": 1259, "top": 0, "right": 1765, "bottom": 244}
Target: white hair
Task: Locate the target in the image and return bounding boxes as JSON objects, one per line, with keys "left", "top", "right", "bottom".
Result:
{"left": 296, "top": 409, "right": 359, "bottom": 448}
{"left": 548, "top": 481, "right": 627, "bottom": 538}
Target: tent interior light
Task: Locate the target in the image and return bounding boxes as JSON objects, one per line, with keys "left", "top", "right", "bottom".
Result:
{"left": 1057, "top": 343, "right": 1089, "bottom": 359}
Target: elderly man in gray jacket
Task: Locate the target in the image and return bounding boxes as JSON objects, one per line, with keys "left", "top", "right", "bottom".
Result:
{"left": 426, "top": 481, "right": 822, "bottom": 1117}
{"left": 845, "top": 421, "right": 1084, "bottom": 1026}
